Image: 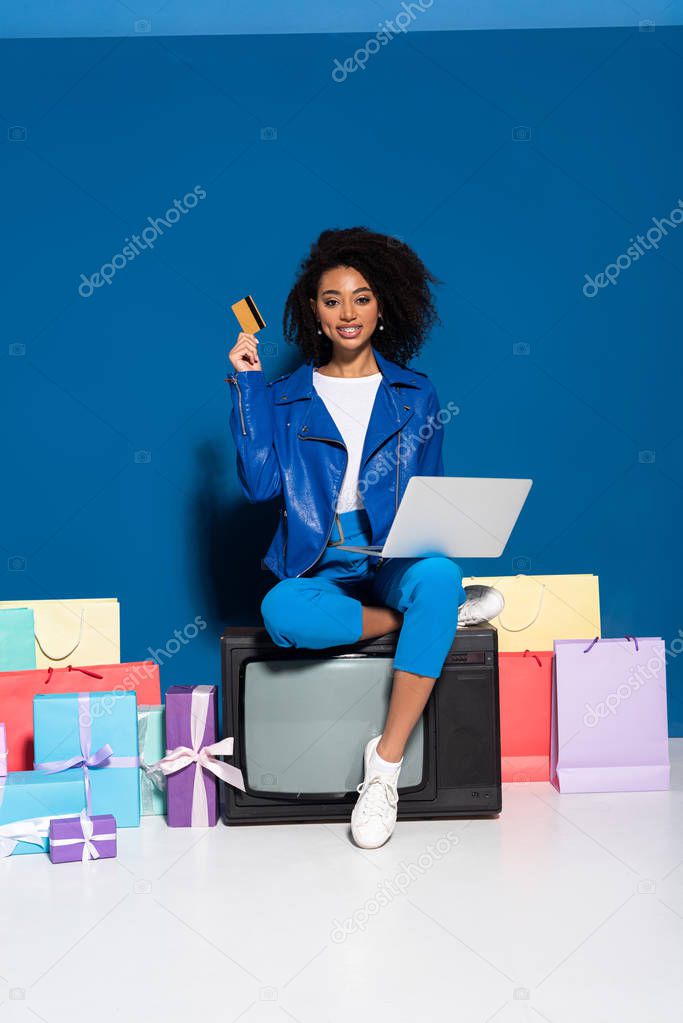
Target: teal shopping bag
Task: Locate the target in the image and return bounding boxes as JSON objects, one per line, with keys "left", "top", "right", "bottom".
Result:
{"left": 0, "top": 608, "right": 36, "bottom": 671}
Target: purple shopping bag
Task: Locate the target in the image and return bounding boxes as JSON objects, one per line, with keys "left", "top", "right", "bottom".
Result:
{"left": 550, "top": 636, "right": 670, "bottom": 793}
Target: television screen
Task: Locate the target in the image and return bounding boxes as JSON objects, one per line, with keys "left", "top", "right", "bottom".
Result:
{"left": 243, "top": 656, "right": 424, "bottom": 795}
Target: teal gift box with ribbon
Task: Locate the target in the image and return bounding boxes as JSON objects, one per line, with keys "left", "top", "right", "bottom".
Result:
{"left": 0, "top": 769, "right": 86, "bottom": 857}
{"left": 138, "top": 704, "right": 167, "bottom": 816}
{"left": 33, "top": 690, "right": 141, "bottom": 827}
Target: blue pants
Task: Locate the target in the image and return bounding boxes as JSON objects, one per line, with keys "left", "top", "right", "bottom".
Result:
{"left": 261, "top": 508, "right": 467, "bottom": 679}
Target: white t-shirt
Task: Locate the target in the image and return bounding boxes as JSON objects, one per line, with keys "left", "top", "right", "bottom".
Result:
{"left": 312, "top": 369, "right": 382, "bottom": 512}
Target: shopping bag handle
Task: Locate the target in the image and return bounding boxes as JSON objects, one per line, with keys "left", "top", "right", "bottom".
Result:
{"left": 583, "top": 635, "right": 639, "bottom": 653}
{"left": 34, "top": 607, "right": 85, "bottom": 661}
{"left": 42, "top": 665, "right": 104, "bottom": 685}
{"left": 495, "top": 576, "right": 546, "bottom": 633}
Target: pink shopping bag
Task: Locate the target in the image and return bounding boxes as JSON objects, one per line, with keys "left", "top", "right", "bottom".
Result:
{"left": 499, "top": 651, "right": 553, "bottom": 782}
{"left": 550, "top": 636, "right": 670, "bottom": 793}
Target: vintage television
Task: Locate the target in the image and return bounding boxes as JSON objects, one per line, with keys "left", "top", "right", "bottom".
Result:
{"left": 220, "top": 625, "right": 502, "bottom": 824}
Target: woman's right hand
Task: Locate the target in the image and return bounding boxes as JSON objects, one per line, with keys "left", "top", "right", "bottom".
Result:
{"left": 228, "top": 332, "right": 263, "bottom": 373}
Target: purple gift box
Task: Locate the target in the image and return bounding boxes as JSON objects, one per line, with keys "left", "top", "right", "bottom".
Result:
{"left": 0, "top": 724, "right": 6, "bottom": 778}
{"left": 49, "top": 811, "right": 117, "bottom": 863}
{"left": 164, "top": 685, "right": 219, "bottom": 827}
{"left": 160, "top": 685, "right": 245, "bottom": 828}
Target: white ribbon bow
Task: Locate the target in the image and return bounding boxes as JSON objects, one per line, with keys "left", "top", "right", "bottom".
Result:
{"left": 0, "top": 817, "right": 51, "bottom": 858}
{"left": 156, "top": 685, "right": 245, "bottom": 826}
{"left": 50, "top": 810, "right": 116, "bottom": 862}
{"left": 0, "top": 811, "right": 85, "bottom": 858}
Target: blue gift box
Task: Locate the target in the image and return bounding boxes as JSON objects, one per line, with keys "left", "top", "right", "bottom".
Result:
{"left": 0, "top": 769, "right": 85, "bottom": 856}
{"left": 138, "top": 705, "right": 167, "bottom": 817}
{"left": 33, "top": 690, "right": 140, "bottom": 828}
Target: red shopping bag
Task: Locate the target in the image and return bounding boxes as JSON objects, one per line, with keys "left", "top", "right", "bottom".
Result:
{"left": 0, "top": 661, "right": 161, "bottom": 771}
{"left": 499, "top": 650, "right": 553, "bottom": 782}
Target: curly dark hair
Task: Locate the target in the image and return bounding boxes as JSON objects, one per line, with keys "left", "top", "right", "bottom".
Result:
{"left": 282, "top": 226, "right": 443, "bottom": 368}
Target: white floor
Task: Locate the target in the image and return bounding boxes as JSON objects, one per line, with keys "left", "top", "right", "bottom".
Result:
{"left": 2, "top": 742, "right": 683, "bottom": 1023}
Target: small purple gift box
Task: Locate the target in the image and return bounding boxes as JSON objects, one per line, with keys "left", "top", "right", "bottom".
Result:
{"left": 158, "top": 685, "right": 244, "bottom": 828}
{"left": 49, "top": 811, "right": 117, "bottom": 863}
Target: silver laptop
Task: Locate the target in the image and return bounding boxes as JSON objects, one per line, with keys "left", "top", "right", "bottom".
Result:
{"left": 337, "top": 476, "right": 533, "bottom": 559}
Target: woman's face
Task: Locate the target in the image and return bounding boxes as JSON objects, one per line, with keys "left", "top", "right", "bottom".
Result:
{"left": 309, "top": 265, "right": 380, "bottom": 353}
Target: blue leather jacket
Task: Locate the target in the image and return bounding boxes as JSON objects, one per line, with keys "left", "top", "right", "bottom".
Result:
{"left": 227, "top": 346, "right": 446, "bottom": 579}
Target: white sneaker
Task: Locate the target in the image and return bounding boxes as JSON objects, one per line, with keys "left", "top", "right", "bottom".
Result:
{"left": 351, "top": 735, "right": 400, "bottom": 849}
{"left": 457, "top": 585, "right": 505, "bottom": 627}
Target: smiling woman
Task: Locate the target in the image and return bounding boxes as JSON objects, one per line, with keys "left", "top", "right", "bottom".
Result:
{"left": 226, "top": 225, "right": 477, "bottom": 850}
{"left": 313, "top": 267, "right": 380, "bottom": 350}
{"left": 283, "top": 225, "right": 442, "bottom": 368}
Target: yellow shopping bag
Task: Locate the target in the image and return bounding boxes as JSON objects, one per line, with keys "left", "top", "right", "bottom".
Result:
{"left": 0, "top": 598, "right": 120, "bottom": 667}
{"left": 461, "top": 574, "right": 600, "bottom": 652}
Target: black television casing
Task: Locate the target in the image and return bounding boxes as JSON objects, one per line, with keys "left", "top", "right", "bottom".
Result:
{"left": 220, "top": 625, "right": 502, "bottom": 824}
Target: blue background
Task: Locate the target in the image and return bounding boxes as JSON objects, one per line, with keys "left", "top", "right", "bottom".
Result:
{"left": 1, "top": 24, "right": 681, "bottom": 730}
{"left": 1, "top": 0, "right": 680, "bottom": 37}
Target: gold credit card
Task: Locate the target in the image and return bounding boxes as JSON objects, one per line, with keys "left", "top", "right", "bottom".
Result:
{"left": 231, "top": 295, "right": 266, "bottom": 334}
